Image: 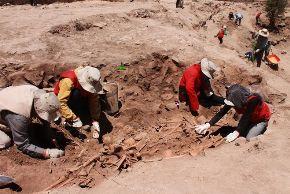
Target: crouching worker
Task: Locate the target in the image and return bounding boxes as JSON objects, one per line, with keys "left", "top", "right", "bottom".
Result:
{"left": 54, "top": 66, "right": 104, "bottom": 139}
{"left": 0, "top": 85, "right": 64, "bottom": 159}
{"left": 195, "top": 84, "right": 271, "bottom": 142}
{"left": 179, "top": 58, "right": 225, "bottom": 116}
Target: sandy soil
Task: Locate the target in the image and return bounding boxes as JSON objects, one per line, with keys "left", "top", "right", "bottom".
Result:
{"left": 0, "top": 0, "right": 289, "bottom": 193}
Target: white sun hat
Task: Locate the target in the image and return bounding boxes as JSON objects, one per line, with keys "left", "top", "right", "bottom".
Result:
{"left": 75, "top": 66, "right": 104, "bottom": 94}
{"left": 258, "top": 28, "right": 269, "bottom": 38}
{"left": 200, "top": 58, "right": 220, "bottom": 79}
{"left": 33, "top": 90, "right": 61, "bottom": 122}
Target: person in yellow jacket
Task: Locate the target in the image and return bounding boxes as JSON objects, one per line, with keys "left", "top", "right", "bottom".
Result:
{"left": 54, "top": 66, "right": 103, "bottom": 139}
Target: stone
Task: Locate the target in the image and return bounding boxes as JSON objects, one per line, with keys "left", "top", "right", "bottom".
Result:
{"left": 165, "top": 102, "right": 177, "bottom": 110}
{"left": 171, "top": 57, "right": 180, "bottom": 66}
{"left": 123, "top": 125, "right": 135, "bottom": 134}
{"left": 189, "top": 147, "right": 205, "bottom": 157}
{"left": 196, "top": 115, "right": 207, "bottom": 124}
{"left": 0, "top": 77, "right": 9, "bottom": 88}
{"left": 161, "top": 93, "right": 174, "bottom": 101}
{"left": 163, "top": 149, "right": 173, "bottom": 158}
{"left": 134, "top": 132, "right": 148, "bottom": 141}
{"left": 278, "top": 23, "right": 286, "bottom": 28}
{"left": 138, "top": 66, "right": 147, "bottom": 77}
{"left": 123, "top": 138, "right": 136, "bottom": 147}
{"left": 235, "top": 137, "right": 247, "bottom": 146}
{"left": 94, "top": 22, "right": 107, "bottom": 29}
{"left": 103, "top": 135, "right": 113, "bottom": 146}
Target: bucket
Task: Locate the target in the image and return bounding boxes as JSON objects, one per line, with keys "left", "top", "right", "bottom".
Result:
{"left": 266, "top": 54, "right": 280, "bottom": 64}
{"left": 101, "top": 82, "right": 119, "bottom": 115}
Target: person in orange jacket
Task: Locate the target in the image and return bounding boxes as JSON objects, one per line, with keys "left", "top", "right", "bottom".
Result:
{"left": 195, "top": 84, "right": 271, "bottom": 142}
{"left": 179, "top": 58, "right": 225, "bottom": 116}
{"left": 215, "top": 26, "right": 227, "bottom": 44}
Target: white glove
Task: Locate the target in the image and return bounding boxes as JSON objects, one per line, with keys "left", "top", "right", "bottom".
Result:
{"left": 225, "top": 131, "right": 239, "bottom": 142}
{"left": 44, "top": 149, "right": 64, "bottom": 159}
{"left": 195, "top": 123, "right": 211, "bottom": 135}
{"left": 72, "top": 118, "right": 83, "bottom": 128}
{"left": 91, "top": 121, "right": 100, "bottom": 139}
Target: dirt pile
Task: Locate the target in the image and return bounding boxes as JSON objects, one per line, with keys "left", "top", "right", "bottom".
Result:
{"left": 49, "top": 20, "right": 94, "bottom": 36}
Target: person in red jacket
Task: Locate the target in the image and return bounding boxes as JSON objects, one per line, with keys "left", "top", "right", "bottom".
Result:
{"left": 215, "top": 26, "right": 227, "bottom": 44}
{"left": 179, "top": 58, "right": 225, "bottom": 116}
{"left": 256, "top": 12, "right": 262, "bottom": 25}
{"left": 195, "top": 84, "right": 271, "bottom": 142}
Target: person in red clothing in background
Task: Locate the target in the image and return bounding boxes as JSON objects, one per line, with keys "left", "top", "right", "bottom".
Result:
{"left": 179, "top": 58, "right": 225, "bottom": 116}
{"left": 256, "top": 12, "right": 262, "bottom": 25}
{"left": 195, "top": 84, "right": 271, "bottom": 142}
{"left": 215, "top": 26, "right": 227, "bottom": 44}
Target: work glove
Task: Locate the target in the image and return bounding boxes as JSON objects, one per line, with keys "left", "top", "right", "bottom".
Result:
{"left": 44, "top": 149, "right": 64, "bottom": 159}
{"left": 195, "top": 123, "right": 211, "bottom": 135}
{"left": 91, "top": 121, "right": 100, "bottom": 139}
{"left": 225, "top": 131, "right": 239, "bottom": 142}
{"left": 67, "top": 117, "right": 83, "bottom": 128}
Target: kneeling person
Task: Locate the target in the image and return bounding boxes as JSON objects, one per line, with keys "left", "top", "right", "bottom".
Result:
{"left": 195, "top": 84, "right": 271, "bottom": 142}
{"left": 54, "top": 66, "right": 103, "bottom": 138}
{"left": 179, "top": 58, "right": 225, "bottom": 116}
{"left": 0, "top": 85, "right": 63, "bottom": 159}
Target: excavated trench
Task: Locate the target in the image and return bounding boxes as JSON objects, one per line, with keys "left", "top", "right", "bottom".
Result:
{"left": 0, "top": 53, "right": 286, "bottom": 192}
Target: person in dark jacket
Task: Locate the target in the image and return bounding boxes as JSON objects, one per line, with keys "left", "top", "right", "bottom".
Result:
{"left": 228, "top": 12, "right": 234, "bottom": 20}
{"left": 179, "top": 58, "right": 225, "bottom": 116}
{"left": 176, "top": 0, "right": 184, "bottom": 8}
{"left": 254, "top": 28, "right": 269, "bottom": 67}
{"left": 194, "top": 84, "right": 271, "bottom": 142}
{"left": 30, "top": 0, "right": 37, "bottom": 6}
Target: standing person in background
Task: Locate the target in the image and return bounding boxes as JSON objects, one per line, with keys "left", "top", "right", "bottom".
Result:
{"left": 194, "top": 84, "right": 271, "bottom": 142}
{"left": 176, "top": 0, "right": 184, "bottom": 8}
{"left": 256, "top": 12, "right": 262, "bottom": 25}
{"left": 215, "top": 26, "right": 227, "bottom": 44}
{"left": 54, "top": 66, "right": 104, "bottom": 139}
{"left": 234, "top": 12, "right": 243, "bottom": 26}
{"left": 254, "top": 28, "right": 269, "bottom": 67}
{"left": 30, "top": 0, "right": 37, "bottom": 6}
{"left": 228, "top": 12, "right": 234, "bottom": 20}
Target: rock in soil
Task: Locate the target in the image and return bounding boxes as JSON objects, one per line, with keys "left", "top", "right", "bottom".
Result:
{"left": 134, "top": 132, "right": 148, "bottom": 141}
{"left": 123, "top": 138, "right": 136, "bottom": 147}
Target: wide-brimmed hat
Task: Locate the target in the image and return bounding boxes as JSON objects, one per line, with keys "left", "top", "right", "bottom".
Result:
{"left": 258, "top": 28, "right": 269, "bottom": 37}
{"left": 200, "top": 58, "right": 220, "bottom": 79}
{"left": 33, "top": 90, "right": 60, "bottom": 122}
{"left": 75, "top": 66, "right": 104, "bottom": 94}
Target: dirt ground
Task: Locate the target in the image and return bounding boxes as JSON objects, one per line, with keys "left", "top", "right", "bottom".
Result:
{"left": 0, "top": 0, "right": 290, "bottom": 193}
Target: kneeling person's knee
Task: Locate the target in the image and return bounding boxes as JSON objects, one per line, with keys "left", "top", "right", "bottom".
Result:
{"left": 0, "top": 130, "right": 11, "bottom": 149}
